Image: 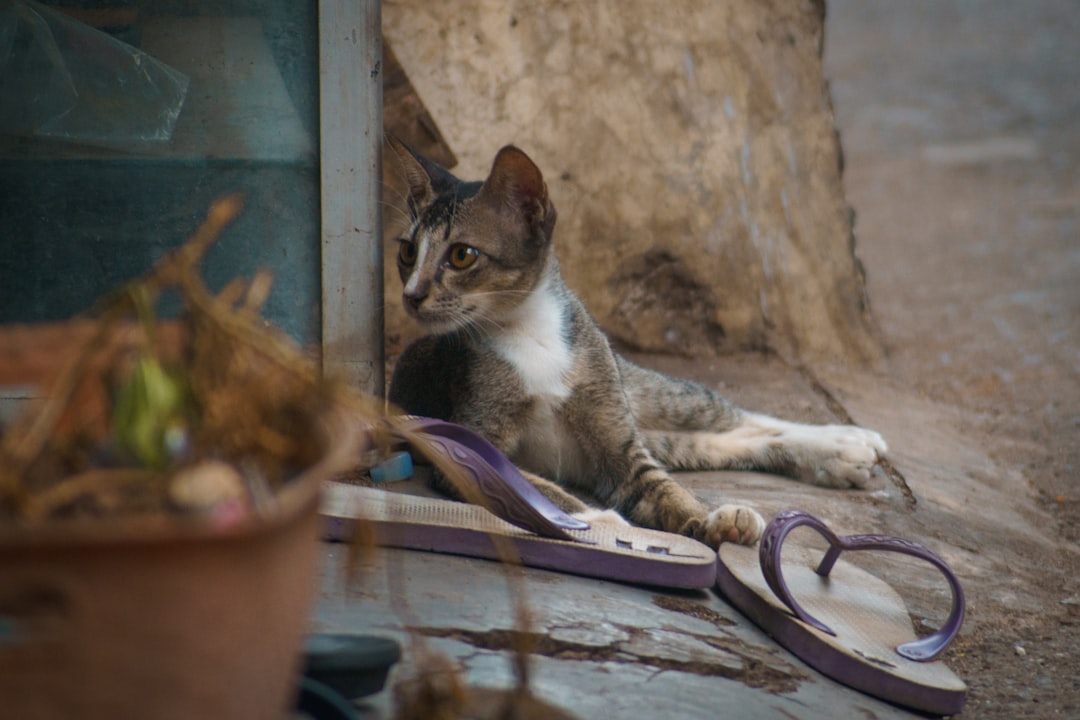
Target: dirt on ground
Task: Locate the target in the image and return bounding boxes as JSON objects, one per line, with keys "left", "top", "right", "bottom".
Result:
{"left": 822, "top": 1, "right": 1080, "bottom": 716}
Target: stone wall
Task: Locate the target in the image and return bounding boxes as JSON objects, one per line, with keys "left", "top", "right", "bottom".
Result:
{"left": 382, "top": 0, "right": 882, "bottom": 365}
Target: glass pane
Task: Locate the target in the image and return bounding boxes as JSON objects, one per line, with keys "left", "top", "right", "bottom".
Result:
{"left": 0, "top": 0, "right": 320, "bottom": 344}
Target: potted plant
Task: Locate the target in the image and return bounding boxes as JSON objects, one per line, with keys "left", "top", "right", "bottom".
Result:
{"left": 0, "top": 196, "right": 365, "bottom": 719}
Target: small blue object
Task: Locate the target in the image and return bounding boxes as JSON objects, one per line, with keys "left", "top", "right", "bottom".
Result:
{"left": 0, "top": 616, "right": 22, "bottom": 644}
{"left": 370, "top": 451, "right": 412, "bottom": 483}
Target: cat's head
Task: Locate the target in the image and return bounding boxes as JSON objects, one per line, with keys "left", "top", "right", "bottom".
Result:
{"left": 387, "top": 137, "right": 558, "bottom": 335}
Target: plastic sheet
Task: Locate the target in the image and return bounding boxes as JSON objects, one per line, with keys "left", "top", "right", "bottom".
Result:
{"left": 0, "top": 0, "right": 188, "bottom": 151}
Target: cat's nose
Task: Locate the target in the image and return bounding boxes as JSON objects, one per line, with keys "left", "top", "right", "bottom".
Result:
{"left": 404, "top": 289, "right": 427, "bottom": 311}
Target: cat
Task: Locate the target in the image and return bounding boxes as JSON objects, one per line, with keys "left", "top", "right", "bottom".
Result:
{"left": 385, "top": 137, "right": 887, "bottom": 548}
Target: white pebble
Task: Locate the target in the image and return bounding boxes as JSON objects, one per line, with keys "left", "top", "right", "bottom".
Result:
{"left": 169, "top": 460, "right": 246, "bottom": 511}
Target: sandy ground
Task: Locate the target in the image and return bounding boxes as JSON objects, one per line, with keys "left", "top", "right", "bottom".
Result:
{"left": 821, "top": 1, "right": 1080, "bottom": 716}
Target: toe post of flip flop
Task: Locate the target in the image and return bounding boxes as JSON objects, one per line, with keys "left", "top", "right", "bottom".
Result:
{"left": 716, "top": 508, "right": 968, "bottom": 716}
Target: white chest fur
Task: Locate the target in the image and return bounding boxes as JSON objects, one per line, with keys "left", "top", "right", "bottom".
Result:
{"left": 491, "top": 279, "right": 572, "bottom": 399}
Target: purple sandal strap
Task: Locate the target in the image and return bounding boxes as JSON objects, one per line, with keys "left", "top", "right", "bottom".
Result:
{"left": 759, "top": 509, "right": 966, "bottom": 662}
{"left": 386, "top": 416, "right": 589, "bottom": 542}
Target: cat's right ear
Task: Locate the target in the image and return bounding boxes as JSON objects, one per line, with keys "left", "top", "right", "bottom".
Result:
{"left": 386, "top": 135, "right": 455, "bottom": 217}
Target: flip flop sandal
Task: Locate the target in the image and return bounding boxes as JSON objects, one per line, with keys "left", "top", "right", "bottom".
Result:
{"left": 716, "top": 509, "right": 967, "bottom": 715}
{"left": 321, "top": 416, "right": 717, "bottom": 589}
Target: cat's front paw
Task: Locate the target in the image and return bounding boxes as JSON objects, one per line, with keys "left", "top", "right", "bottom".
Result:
{"left": 701, "top": 504, "right": 765, "bottom": 548}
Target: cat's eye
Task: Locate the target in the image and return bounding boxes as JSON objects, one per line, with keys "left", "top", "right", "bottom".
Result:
{"left": 447, "top": 244, "right": 479, "bottom": 270}
{"left": 398, "top": 240, "right": 418, "bottom": 267}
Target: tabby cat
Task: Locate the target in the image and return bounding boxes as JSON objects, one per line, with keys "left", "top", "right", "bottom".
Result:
{"left": 386, "top": 138, "right": 887, "bottom": 547}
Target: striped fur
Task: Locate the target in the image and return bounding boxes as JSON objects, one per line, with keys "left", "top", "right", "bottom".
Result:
{"left": 386, "top": 139, "right": 886, "bottom": 548}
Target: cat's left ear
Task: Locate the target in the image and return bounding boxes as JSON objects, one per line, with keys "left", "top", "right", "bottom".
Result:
{"left": 386, "top": 135, "right": 457, "bottom": 217}
{"left": 478, "top": 146, "right": 557, "bottom": 240}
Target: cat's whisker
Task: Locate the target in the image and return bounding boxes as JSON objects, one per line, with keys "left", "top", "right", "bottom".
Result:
{"left": 467, "top": 289, "right": 533, "bottom": 299}
{"left": 379, "top": 204, "right": 413, "bottom": 225}
{"left": 457, "top": 306, "right": 504, "bottom": 336}
{"left": 380, "top": 184, "right": 413, "bottom": 214}
{"left": 461, "top": 323, "right": 482, "bottom": 346}
{"left": 458, "top": 304, "right": 498, "bottom": 332}
{"left": 379, "top": 201, "right": 412, "bottom": 225}
{"left": 440, "top": 313, "right": 480, "bottom": 345}
{"left": 379, "top": 183, "right": 416, "bottom": 226}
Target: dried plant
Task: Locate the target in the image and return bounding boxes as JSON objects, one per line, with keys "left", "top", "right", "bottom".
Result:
{"left": 0, "top": 194, "right": 358, "bottom": 521}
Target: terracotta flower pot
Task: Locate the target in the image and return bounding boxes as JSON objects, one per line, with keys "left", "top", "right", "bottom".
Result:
{"left": 0, "top": 197, "right": 373, "bottom": 718}
{"left": 0, "top": 410, "right": 360, "bottom": 720}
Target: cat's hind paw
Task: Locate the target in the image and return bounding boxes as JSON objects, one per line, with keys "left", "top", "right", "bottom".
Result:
{"left": 797, "top": 425, "right": 888, "bottom": 489}
{"left": 701, "top": 504, "right": 765, "bottom": 548}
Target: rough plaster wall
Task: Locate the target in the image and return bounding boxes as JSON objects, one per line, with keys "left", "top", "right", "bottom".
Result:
{"left": 382, "top": 0, "right": 881, "bottom": 365}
